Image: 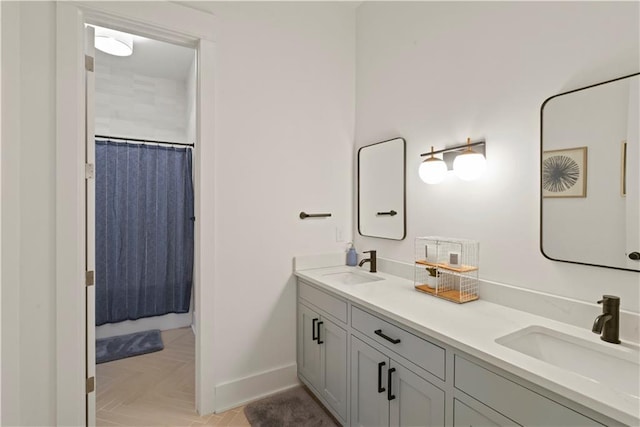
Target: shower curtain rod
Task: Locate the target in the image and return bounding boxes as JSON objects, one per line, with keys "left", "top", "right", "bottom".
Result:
{"left": 95, "top": 134, "right": 194, "bottom": 148}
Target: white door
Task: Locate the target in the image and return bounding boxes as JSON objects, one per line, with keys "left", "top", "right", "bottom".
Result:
{"left": 84, "top": 24, "right": 97, "bottom": 427}
{"left": 350, "top": 336, "right": 390, "bottom": 427}
{"left": 389, "top": 361, "right": 445, "bottom": 427}
{"left": 320, "top": 317, "right": 348, "bottom": 420}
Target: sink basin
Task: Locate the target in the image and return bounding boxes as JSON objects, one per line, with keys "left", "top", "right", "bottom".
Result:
{"left": 321, "top": 270, "right": 384, "bottom": 285}
{"left": 496, "top": 326, "right": 640, "bottom": 398}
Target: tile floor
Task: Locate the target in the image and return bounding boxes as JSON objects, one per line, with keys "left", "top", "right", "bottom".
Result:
{"left": 96, "top": 327, "right": 249, "bottom": 426}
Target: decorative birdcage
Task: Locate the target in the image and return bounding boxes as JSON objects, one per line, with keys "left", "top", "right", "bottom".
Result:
{"left": 414, "top": 236, "right": 479, "bottom": 303}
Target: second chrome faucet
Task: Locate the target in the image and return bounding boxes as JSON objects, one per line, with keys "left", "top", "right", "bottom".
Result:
{"left": 358, "top": 250, "right": 377, "bottom": 273}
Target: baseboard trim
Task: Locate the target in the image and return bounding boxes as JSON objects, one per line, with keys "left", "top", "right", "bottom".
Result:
{"left": 214, "top": 363, "right": 300, "bottom": 413}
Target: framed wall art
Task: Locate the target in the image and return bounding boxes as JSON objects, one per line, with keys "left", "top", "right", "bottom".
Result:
{"left": 542, "top": 146, "right": 587, "bottom": 198}
{"left": 621, "top": 141, "right": 627, "bottom": 197}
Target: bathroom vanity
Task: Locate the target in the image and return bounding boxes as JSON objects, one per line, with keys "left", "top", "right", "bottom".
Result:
{"left": 294, "top": 259, "right": 638, "bottom": 427}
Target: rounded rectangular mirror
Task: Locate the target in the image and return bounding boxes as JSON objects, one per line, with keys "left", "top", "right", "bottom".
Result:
{"left": 358, "top": 137, "right": 406, "bottom": 240}
{"left": 541, "top": 73, "right": 639, "bottom": 271}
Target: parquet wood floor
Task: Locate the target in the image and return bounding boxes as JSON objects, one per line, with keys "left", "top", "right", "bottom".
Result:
{"left": 96, "top": 327, "right": 250, "bottom": 426}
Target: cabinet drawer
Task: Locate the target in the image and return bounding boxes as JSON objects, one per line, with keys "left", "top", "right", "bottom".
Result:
{"left": 453, "top": 398, "right": 519, "bottom": 426}
{"left": 298, "top": 280, "right": 347, "bottom": 324}
{"left": 351, "top": 306, "right": 445, "bottom": 380}
{"left": 454, "top": 356, "right": 604, "bottom": 426}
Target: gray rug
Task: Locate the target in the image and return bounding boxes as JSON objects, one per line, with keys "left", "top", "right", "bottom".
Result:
{"left": 96, "top": 329, "right": 164, "bottom": 364}
{"left": 244, "top": 386, "right": 338, "bottom": 427}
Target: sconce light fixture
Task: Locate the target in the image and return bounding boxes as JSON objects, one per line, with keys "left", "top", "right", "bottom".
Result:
{"left": 94, "top": 26, "right": 134, "bottom": 57}
{"left": 419, "top": 146, "right": 447, "bottom": 184}
{"left": 453, "top": 138, "right": 487, "bottom": 181}
{"left": 419, "top": 138, "right": 486, "bottom": 183}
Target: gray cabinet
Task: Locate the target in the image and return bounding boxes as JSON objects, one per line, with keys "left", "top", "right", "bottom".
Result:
{"left": 390, "top": 361, "right": 445, "bottom": 427}
{"left": 351, "top": 306, "right": 445, "bottom": 380}
{"left": 297, "top": 278, "right": 614, "bottom": 427}
{"left": 297, "top": 295, "right": 348, "bottom": 423}
{"left": 351, "top": 336, "right": 390, "bottom": 427}
{"left": 321, "top": 317, "right": 348, "bottom": 419}
{"left": 298, "top": 303, "right": 322, "bottom": 388}
{"left": 453, "top": 399, "right": 519, "bottom": 427}
{"left": 454, "top": 355, "right": 605, "bottom": 427}
{"left": 351, "top": 336, "right": 445, "bottom": 427}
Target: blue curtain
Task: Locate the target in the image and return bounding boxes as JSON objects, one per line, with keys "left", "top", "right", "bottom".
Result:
{"left": 95, "top": 140, "right": 194, "bottom": 326}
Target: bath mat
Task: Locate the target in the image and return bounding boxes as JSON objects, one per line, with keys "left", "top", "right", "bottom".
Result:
{"left": 96, "top": 329, "right": 164, "bottom": 364}
{"left": 244, "top": 386, "right": 338, "bottom": 427}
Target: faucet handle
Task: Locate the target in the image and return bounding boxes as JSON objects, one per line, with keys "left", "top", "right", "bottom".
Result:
{"left": 598, "top": 296, "right": 620, "bottom": 312}
{"left": 363, "top": 250, "right": 376, "bottom": 255}
{"left": 598, "top": 295, "right": 620, "bottom": 305}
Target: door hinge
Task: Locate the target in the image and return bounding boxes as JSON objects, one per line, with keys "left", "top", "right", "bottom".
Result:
{"left": 85, "top": 55, "right": 94, "bottom": 72}
{"left": 85, "top": 163, "right": 95, "bottom": 179}
{"left": 85, "top": 270, "right": 94, "bottom": 287}
{"left": 86, "top": 376, "right": 95, "bottom": 394}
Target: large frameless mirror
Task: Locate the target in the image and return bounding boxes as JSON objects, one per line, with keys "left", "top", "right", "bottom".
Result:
{"left": 541, "top": 73, "right": 639, "bottom": 271}
{"left": 358, "top": 137, "right": 406, "bottom": 240}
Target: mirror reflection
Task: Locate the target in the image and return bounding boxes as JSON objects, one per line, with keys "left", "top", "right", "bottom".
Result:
{"left": 358, "top": 137, "right": 406, "bottom": 240}
{"left": 541, "top": 73, "right": 639, "bottom": 271}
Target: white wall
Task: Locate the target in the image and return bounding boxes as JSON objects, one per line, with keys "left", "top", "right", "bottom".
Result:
{"left": 0, "top": 4, "right": 19, "bottom": 422}
{"left": 7, "top": 1, "right": 638, "bottom": 423}
{"left": 1, "top": 2, "right": 56, "bottom": 425}
{"left": 188, "top": 1, "right": 356, "bottom": 404}
{"left": 0, "top": 0, "right": 3, "bottom": 420}
{"left": 354, "top": 2, "right": 640, "bottom": 312}
{"left": 95, "top": 52, "right": 190, "bottom": 142}
{"left": 186, "top": 53, "right": 197, "bottom": 144}
{"left": 2, "top": 1, "right": 355, "bottom": 422}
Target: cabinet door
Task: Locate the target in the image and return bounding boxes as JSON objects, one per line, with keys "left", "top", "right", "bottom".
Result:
{"left": 298, "top": 303, "right": 322, "bottom": 389}
{"left": 320, "top": 317, "right": 348, "bottom": 420}
{"left": 389, "top": 361, "right": 445, "bottom": 427}
{"left": 454, "top": 399, "right": 519, "bottom": 427}
{"left": 454, "top": 356, "right": 605, "bottom": 427}
{"left": 351, "top": 336, "right": 390, "bottom": 427}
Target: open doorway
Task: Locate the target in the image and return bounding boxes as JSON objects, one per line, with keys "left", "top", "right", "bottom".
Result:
{"left": 89, "top": 25, "right": 203, "bottom": 425}
{"left": 56, "top": 3, "right": 216, "bottom": 423}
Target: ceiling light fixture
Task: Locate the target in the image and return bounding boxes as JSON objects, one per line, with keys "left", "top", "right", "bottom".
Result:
{"left": 94, "top": 27, "right": 134, "bottom": 57}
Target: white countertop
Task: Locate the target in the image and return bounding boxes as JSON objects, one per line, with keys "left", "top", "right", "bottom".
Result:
{"left": 294, "top": 265, "right": 640, "bottom": 426}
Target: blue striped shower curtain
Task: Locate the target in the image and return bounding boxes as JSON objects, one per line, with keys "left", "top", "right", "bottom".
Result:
{"left": 95, "top": 140, "right": 194, "bottom": 326}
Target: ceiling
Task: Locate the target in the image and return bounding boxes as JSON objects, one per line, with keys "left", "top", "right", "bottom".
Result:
{"left": 93, "top": 26, "right": 195, "bottom": 81}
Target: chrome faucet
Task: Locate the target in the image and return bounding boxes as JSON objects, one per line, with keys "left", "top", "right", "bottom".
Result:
{"left": 592, "top": 295, "right": 621, "bottom": 344}
{"left": 358, "top": 250, "right": 377, "bottom": 273}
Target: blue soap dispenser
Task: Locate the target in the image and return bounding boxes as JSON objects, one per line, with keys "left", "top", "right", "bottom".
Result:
{"left": 346, "top": 243, "right": 357, "bottom": 266}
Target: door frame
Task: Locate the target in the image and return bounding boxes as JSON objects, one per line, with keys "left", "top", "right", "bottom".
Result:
{"left": 55, "top": 2, "right": 217, "bottom": 424}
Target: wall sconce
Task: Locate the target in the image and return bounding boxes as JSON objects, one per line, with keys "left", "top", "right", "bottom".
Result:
{"left": 418, "top": 146, "right": 447, "bottom": 184}
{"left": 419, "top": 138, "right": 486, "bottom": 183}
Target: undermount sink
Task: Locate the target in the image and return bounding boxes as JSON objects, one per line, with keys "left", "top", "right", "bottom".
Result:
{"left": 321, "top": 270, "right": 384, "bottom": 285}
{"left": 496, "top": 326, "right": 640, "bottom": 398}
